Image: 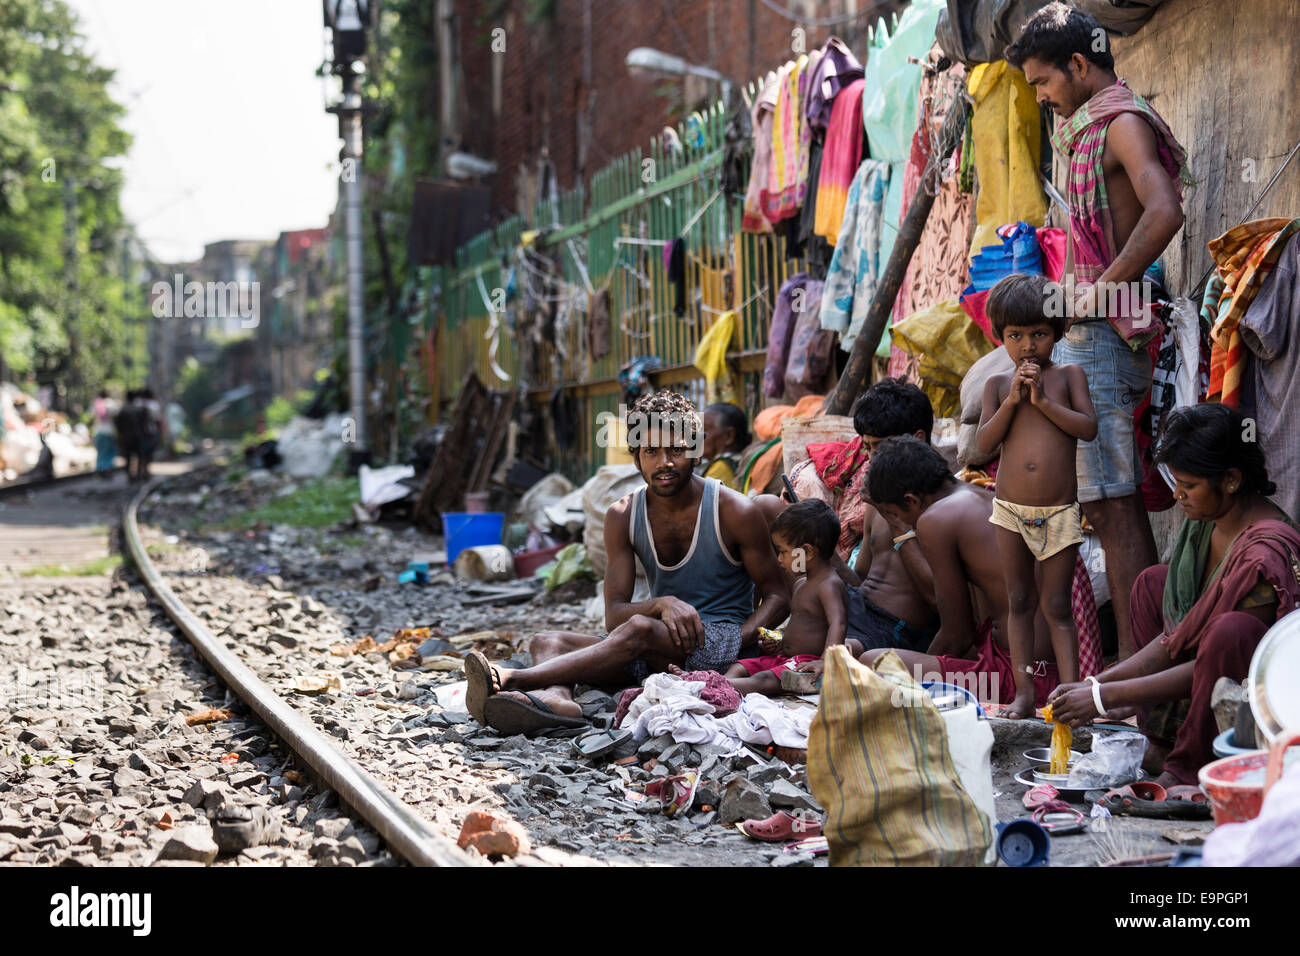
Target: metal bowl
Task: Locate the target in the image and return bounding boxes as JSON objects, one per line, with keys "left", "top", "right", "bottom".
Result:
{"left": 1023, "top": 747, "right": 1084, "bottom": 767}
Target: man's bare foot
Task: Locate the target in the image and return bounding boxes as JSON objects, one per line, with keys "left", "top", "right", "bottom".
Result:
{"left": 1002, "top": 690, "right": 1037, "bottom": 720}
{"left": 1151, "top": 771, "right": 1183, "bottom": 789}
{"left": 492, "top": 689, "right": 583, "bottom": 719}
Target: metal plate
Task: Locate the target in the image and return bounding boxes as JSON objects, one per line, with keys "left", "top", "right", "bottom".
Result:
{"left": 1249, "top": 609, "right": 1300, "bottom": 743}
{"left": 1014, "top": 766, "right": 1146, "bottom": 803}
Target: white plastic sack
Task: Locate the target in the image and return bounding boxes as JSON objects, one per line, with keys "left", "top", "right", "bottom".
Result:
{"left": 581, "top": 464, "right": 643, "bottom": 577}
{"left": 359, "top": 464, "right": 415, "bottom": 509}
{"left": 278, "top": 413, "right": 347, "bottom": 478}
{"left": 517, "top": 473, "right": 575, "bottom": 531}
{"left": 938, "top": 701, "right": 997, "bottom": 864}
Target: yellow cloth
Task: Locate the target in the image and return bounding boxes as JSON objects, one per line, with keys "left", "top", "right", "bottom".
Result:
{"left": 890, "top": 299, "right": 996, "bottom": 419}
{"left": 693, "top": 310, "right": 740, "bottom": 405}
{"left": 1041, "top": 704, "right": 1073, "bottom": 775}
{"left": 807, "top": 648, "right": 992, "bottom": 866}
{"left": 989, "top": 498, "right": 1085, "bottom": 561}
{"left": 967, "top": 62, "right": 1047, "bottom": 256}
{"left": 703, "top": 457, "right": 739, "bottom": 490}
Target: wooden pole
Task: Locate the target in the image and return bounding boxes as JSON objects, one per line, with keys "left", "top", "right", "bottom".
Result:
{"left": 822, "top": 182, "right": 937, "bottom": 416}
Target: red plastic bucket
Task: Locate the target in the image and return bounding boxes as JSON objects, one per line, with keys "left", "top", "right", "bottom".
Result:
{"left": 513, "top": 543, "right": 564, "bottom": 579}
{"left": 1199, "top": 731, "right": 1300, "bottom": 825}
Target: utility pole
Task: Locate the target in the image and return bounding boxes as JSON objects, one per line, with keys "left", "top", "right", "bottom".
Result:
{"left": 324, "top": 0, "right": 374, "bottom": 470}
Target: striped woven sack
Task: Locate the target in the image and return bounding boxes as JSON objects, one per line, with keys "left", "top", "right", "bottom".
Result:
{"left": 807, "top": 647, "right": 992, "bottom": 866}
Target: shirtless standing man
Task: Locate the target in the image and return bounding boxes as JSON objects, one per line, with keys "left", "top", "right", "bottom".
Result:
{"left": 1006, "top": 3, "right": 1188, "bottom": 659}
{"left": 861, "top": 436, "right": 1062, "bottom": 710}
{"left": 466, "top": 391, "right": 789, "bottom": 734}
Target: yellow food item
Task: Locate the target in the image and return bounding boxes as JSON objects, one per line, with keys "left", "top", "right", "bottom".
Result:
{"left": 1041, "top": 704, "right": 1072, "bottom": 775}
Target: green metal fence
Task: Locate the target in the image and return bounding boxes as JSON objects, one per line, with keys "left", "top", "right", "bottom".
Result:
{"left": 428, "top": 78, "right": 809, "bottom": 482}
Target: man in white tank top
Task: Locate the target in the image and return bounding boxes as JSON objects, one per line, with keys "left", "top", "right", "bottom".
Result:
{"left": 466, "top": 392, "right": 790, "bottom": 735}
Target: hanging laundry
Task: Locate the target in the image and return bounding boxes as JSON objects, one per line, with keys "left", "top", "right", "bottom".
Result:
{"left": 764, "top": 274, "right": 805, "bottom": 398}
{"left": 742, "top": 70, "right": 781, "bottom": 233}
{"left": 693, "top": 310, "right": 741, "bottom": 405}
{"left": 1205, "top": 220, "right": 1300, "bottom": 405}
{"left": 892, "top": 54, "right": 973, "bottom": 333}
{"left": 967, "top": 61, "right": 1047, "bottom": 257}
{"left": 804, "top": 37, "right": 864, "bottom": 134}
{"left": 1240, "top": 230, "right": 1300, "bottom": 522}
{"left": 1148, "top": 296, "right": 1209, "bottom": 454}
{"left": 587, "top": 287, "right": 611, "bottom": 361}
{"left": 815, "top": 78, "right": 865, "bottom": 248}
{"left": 1201, "top": 218, "right": 1300, "bottom": 409}
{"left": 783, "top": 278, "right": 834, "bottom": 401}
{"left": 662, "top": 237, "right": 687, "bottom": 317}
{"left": 763, "top": 55, "right": 815, "bottom": 224}
{"left": 618, "top": 356, "right": 664, "bottom": 406}
{"left": 791, "top": 139, "right": 834, "bottom": 272}
{"left": 1051, "top": 77, "right": 1191, "bottom": 348}
{"left": 861, "top": 0, "right": 947, "bottom": 280}
{"left": 821, "top": 159, "right": 891, "bottom": 353}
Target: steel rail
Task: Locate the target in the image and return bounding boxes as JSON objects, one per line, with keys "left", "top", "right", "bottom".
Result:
{"left": 123, "top": 474, "right": 470, "bottom": 868}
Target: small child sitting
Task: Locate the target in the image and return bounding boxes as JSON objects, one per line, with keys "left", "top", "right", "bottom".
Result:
{"left": 723, "top": 499, "right": 847, "bottom": 696}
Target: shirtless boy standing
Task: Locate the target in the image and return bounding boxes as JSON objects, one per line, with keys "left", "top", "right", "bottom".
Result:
{"left": 976, "top": 273, "right": 1098, "bottom": 718}
{"left": 723, "top": 500, "right": 846, "bottom": 696}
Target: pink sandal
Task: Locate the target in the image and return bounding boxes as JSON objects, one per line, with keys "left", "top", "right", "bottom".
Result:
{"left": 738, "top": 810, "right": 823, "bottom": 842}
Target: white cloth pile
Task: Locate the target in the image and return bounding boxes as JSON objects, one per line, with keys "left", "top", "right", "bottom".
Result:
{"left": 618, "top": 673, "right": 813, "bottom": 751}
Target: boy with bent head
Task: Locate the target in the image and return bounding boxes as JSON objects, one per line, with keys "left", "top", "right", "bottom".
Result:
{"left": 862, "top": 436, "right": 1063, "bottom": 711}
{"left": 976, "top": 273, "right": 1097, "bottom": 718}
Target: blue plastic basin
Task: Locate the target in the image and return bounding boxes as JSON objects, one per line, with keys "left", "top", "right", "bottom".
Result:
{"left": 442, "top": 512, "right": 505, "bottom": 565}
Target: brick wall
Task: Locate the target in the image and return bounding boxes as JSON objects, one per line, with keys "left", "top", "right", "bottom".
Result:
{"left": 448, "top": 0, "right": 907, "bottom": 221}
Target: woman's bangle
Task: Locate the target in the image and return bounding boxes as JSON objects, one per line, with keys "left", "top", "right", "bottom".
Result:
{"left": 1086, "top": 675, "right": 1106, "bottom": 717}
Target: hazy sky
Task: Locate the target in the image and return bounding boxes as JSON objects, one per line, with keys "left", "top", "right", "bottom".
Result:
{"left": 65, "top": 0, "right": 341, "bottom": 264}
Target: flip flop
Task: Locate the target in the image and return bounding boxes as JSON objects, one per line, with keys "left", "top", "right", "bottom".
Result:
{"left": 464, "top": 650, "right": 501, "bottom": 725}
{"left": 1031, "top": 803, "right": 1085, "bottom": 835}
{"left": 572, "top": 728, "right": 633, "bottom": 761}
{"left": 482, "top": 692, "right": 588, "bottom": 736}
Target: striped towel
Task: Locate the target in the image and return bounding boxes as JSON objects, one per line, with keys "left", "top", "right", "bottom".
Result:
{"left": 1201, "top": 218, "right": 1300, "bottom": 409}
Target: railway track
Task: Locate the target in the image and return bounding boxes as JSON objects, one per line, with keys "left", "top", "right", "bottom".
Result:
{"left": 122, "top": 474, "right": 470, "bottom": 867}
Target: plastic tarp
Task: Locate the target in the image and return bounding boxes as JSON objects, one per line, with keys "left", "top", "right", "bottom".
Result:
{"left": 936, "top": 1, "right": 1170, "bottom": 66}
{"left": 967, "top": 61, "right": 1047, "bottom": 254}
{"left": 860, "top": 0, "right": 946, "bottom": 357}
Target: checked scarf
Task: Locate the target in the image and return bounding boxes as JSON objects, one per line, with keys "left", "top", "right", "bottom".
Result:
{"left": 1051, "top": 80, "right": 1191, "bottom": 348}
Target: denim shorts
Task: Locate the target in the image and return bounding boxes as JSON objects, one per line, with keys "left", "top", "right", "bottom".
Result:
{"left": 1052, "top": 320, "right": 1152, "bottom": 503}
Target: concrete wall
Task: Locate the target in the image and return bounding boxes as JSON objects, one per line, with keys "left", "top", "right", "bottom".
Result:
{"left": 1111, "top": 0, "right": 1300, "bottom": 294}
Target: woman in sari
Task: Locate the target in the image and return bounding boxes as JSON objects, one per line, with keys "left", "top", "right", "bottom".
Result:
{"left": 1049, "top": 404, "right": 1300, "bottom": 786}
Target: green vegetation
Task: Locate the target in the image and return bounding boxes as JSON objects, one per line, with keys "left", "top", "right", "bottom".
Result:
{"left": 19, "top": 540, "right": 178, "bottom": 577}
{"left": 0, "top": 2, "right": 142, "bottom": 402}
{"left": 21, "top": 554, "right": 122, "bottom": 577}
{"left": 230, "top": 475, "right": 359, "bottom": 529}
